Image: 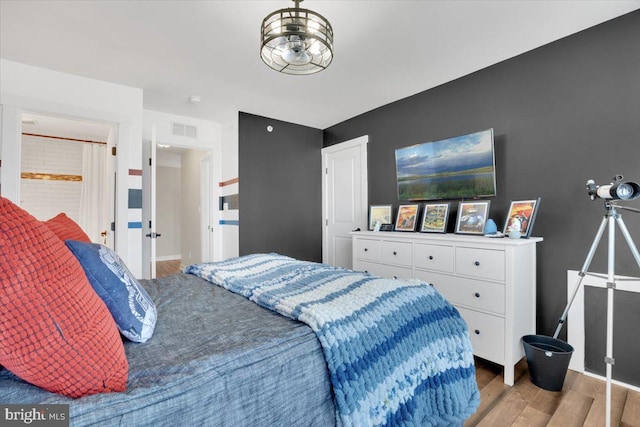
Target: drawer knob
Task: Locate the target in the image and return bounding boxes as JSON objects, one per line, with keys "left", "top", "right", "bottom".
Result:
{"left": 474, "top": 261, "right": 480, "bottom": 266}
{"left": 393, "top": 275, "right": 398, "bottom": 279}
{"left": 393, "top": 251, "right": 397, "bottom": 255}
{"left": 475, "top": 292, "right": 480, "bottom": 298}
{"left": 428, "top": 255, "right": 434, "bottom": 260}
{"left": 475, "top": 329, "right": 480, "bottom": 335}
{"left": 364, "top": 248, "right": 368, "bottom": 252}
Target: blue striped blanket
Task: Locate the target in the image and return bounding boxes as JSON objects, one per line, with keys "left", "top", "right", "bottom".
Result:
{"left": 185, "top": 254, "right": 479, "bottom": 426}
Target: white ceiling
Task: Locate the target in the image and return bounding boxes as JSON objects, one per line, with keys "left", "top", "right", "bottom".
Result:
{"left": 2, "top": 1, "right": 639, "bottom": 130}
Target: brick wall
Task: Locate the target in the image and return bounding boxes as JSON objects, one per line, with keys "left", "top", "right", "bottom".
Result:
{"left": 20, "top": 135, "right": 83, "bottom": 222}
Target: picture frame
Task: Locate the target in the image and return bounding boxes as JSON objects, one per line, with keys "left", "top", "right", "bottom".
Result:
{"left": 503, "top": 198, "right": 541, "bottom": 238}
{"left": 420, "top": 203, "right": 450, "bottom": 233}
{"left": 368, "top": 205, "right": 393, "bottom": 230}
{"left": 394, "top": 204, "right": 420, "bottom": 231}
{"left": 455, "top": 201, "right": 490, "bottom": 235}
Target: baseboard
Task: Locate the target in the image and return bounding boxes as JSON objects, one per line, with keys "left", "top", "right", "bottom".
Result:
{"left": 156, "top": 255, "right": 181, "bottom": 261}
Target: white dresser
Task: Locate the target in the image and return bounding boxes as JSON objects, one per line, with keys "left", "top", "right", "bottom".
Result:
{"left": 351, "top": 231, "right": 542, "bottom": 386}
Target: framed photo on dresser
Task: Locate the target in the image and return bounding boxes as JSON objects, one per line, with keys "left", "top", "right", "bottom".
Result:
{"left": 369, "top": 205, "right": 393, "bottom": 230}
{"left": 420, "top": 203, "right": 450, "bottom": 233}
{"left": 503, "top": 198, "right": 541, "bottom": 238}
{"left": 394, "top": 204, "right": 420, "bottom": 231}
{"left": 455, "top": 201, "right": 490, "bottom": 235}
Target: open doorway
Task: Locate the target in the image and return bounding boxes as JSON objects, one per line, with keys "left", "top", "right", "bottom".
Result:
{"left": 19, "top": 112, "right": 116, "bottom": 248}
{"left": 152, "top": 145, "right": 213, "bottom": 278}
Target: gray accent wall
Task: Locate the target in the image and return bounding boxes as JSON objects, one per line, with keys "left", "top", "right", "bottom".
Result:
{"left": 323, "top": 11, "right": 640, "bottom": 384}
{"left": 239, "top": 112, "right": 323, "bottom": 262}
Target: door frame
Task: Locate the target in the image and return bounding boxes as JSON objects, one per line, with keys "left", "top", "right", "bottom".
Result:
{"left": 142, "top": 141, "right": 215, "bottom": 279}
{"left": 1, "top": 103, "right": 128, "bottom": 257}
{"left": 200, "top": 153, "right": 213, "bottom": 263}
{"left": 321, "top": 135, "right": 369, "bottom": 265}
{"left": 15, "top": 111, "right": 116, "bottom": 248}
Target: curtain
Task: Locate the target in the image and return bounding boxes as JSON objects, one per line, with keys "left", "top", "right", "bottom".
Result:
{"left": 79, "top": 143, "right": 108, "bottom": 243}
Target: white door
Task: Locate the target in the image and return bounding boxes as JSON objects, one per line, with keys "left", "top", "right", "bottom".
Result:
{"left": 142, "top": 126, "right": 158, "bottom": 279}
{"left": 322, "top": 135, "right": 368, "bottom": 269}
{"left": 105, "top": 127, "right": 117, "bottom": 249}
{"left": 200, "top": 154, "right": 213, "bottom": 262}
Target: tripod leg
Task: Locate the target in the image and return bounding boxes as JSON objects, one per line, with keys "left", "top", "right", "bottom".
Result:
{"left": 605, "top": 215, "right": 616, "bottom": 427}
{"left": 615, "top": 215, "right": 640, "bottom": 269}
{"left": 602, "top": 215, "right": 640, "bottom": 427}
{"left": 553, "top": 215, "right": 609, "bottom": 339}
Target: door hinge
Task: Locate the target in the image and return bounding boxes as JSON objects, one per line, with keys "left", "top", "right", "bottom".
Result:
{"left": 111, "top": 146, "right": 117, "bottom": 156}
{"left": 325, "top": 167, "right": 328, "bottom": 174}
{"left": 149, "top": 157, "right": 152, "bottom": 166}
{"left": 326, "top": 219, "right": 329, "bottom": 226}
{"left": 110, "top": 222, "right": 115, "bottom": 232}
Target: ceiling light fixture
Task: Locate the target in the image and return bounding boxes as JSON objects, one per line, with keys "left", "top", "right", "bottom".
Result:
{"left": 260, "top": 0, "right": 333, "bottom": 75}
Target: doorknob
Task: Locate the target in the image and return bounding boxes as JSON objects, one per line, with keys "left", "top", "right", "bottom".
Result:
{"left": 100, "top": 230, "right": 107, "bottom": 244}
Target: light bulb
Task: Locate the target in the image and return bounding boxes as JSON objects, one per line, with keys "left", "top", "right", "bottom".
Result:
{"left": 281, "top": 36, "right": 312, "bottom": 65}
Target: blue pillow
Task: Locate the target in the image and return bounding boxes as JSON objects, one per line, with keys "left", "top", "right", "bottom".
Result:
{"left": 66, "top": 240, "right": 157, "bottom": 343}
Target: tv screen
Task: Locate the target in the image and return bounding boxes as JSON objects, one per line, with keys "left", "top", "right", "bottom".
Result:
{"left": 395, "top": 129, "right": 496, "bottom": 200}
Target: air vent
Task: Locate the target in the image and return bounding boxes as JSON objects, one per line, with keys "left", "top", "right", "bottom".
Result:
{"left": 172, "top": 122, "right": 198, "bottom": 138}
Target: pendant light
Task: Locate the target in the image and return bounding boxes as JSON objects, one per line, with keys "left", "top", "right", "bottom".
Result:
{"left": 260, "top": 0, "right": 334, "bottom": 75}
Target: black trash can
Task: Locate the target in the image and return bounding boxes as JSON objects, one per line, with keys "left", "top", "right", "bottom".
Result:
{"left": 522, "top": 334, "right": 574, "bottom": 391}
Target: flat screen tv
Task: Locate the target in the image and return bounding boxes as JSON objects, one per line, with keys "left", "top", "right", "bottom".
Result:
{"left": 395, "top": 128, "right": 496, "bottom": 200}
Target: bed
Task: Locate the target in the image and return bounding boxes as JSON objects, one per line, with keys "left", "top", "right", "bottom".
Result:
{"left": 0, "top": 272, "right": 336, "bottom": 426}
{"left": 0, "top": 251, "right": 480, "bottom": 426}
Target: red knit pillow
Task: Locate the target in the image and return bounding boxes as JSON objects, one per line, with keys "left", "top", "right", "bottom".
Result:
{"left": 0, "top": 197, "right": 128, "bottom": 397}
{"left": 43, "top": 212, "right": 91, "bottom": 242}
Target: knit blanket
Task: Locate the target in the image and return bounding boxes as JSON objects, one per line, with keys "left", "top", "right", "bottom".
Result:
{"left": 185, "top": 254, "right": 479, "bottom": 427}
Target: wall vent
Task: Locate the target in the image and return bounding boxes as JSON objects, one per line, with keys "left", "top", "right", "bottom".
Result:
{"left": 172, "top": 122, "right": 198, "bottom": 138}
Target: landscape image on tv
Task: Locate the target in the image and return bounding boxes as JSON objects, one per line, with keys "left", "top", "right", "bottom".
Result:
{"left": 396, "top": 129, "right": 496, "bottom": 200}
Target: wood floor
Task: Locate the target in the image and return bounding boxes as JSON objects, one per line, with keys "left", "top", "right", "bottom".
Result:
{"left": 467, "top": 357, "right": 640, "bottom": 426}
{"left": 156, "top": 259, "right": 181, "bottom": 278}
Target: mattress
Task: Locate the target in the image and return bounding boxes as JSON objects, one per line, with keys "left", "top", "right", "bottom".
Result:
{"left": 0, "top": 273, "right": 336, "bottom": 426}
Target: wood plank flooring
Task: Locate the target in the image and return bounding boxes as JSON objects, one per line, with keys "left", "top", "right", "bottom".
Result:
{"left": 156, "top": 259, "right": 181, "bottom": 278}
{"left": 467, "top": 357, "right": 640, "bottom": 426}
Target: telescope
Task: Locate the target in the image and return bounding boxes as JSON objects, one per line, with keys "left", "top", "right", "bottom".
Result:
{"left": 586, "top": 175, "right": 640, "bottom": 201}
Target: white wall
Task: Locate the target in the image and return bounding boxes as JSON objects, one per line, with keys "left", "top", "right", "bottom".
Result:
{"left": 20, "top": 136, "right": 83, "bottom": 222}
{"left": 0, "top": 59, "right": 143, "bottom": 275}
{"left": 141, "top": 110, "right": 225, "bottom": 278}
{"left": 180, "top": 149, "right": 207, "bottom": 266}
{"left": 156, "top": 165, "right": 181, "bottom": 260}
{"left": 220, "top": 116, "right": 239, "bottom": 259}
{"left": 0, "top": 60, "right": 241, "bottom": 275}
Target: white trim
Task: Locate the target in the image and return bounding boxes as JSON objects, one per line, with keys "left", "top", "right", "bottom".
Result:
{"left": 567, "top": 269, "right": 640, "bottom": 387}
{"left": 582, "top": 370, "right": 640, "bottom": 393}
{"left": 0, "top": 99, "right": 133, "bottom": 274}
{"left": 156, "top": 255, "right": 181, "bottom": 261}
{"left": 321, "top": 135, "right": 369, "bottom": 265}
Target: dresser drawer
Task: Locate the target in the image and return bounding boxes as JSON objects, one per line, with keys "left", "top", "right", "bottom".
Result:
{"left": 354, "top": 238, "right": 381, "bottom": 261}
{"left": 455, "top": 247, "right": 505, "bottom": 282}
{"left": 413, "top": 243, "right": 454, "bottom": 273}
{"left": 355, "top": 260, "right": 413, "bottom": 280}
{"left": 456, "top": 307, "right": 505, "bottom": 362}
{"left": 381, "top": 241, "right": 412, "bottom": 266}
{"left": 418, "top": 271, "right": 505, "bottom": 315}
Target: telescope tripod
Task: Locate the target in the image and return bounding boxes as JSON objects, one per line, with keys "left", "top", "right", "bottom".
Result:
{"left": 554, "top": 202, "right": 640, "bottom": 427}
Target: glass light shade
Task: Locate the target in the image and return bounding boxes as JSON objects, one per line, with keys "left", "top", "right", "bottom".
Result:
{"left": 260, "top": 1, "right": 333, "bottom": 75}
